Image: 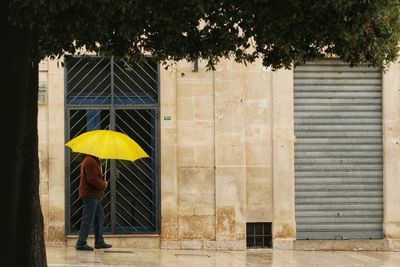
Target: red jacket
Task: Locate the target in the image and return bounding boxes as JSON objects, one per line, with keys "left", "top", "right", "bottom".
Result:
{"left": 79, "top": 155, "right": 107, "bottom": 199}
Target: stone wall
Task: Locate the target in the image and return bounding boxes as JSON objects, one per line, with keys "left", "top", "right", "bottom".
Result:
{"left": 160, "top": 59, "right": 277, "bottom": 250}
{"left": 38, "top": 58, "right": 66, "bottom": 245}
{"left": 382, "top": 62, "right": 400, "bottom": 250}
{"left": 38, "top": 56, "right": 400, "bottom": 250}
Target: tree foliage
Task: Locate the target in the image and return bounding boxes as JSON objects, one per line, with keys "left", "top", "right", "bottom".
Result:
{"left": 9, "top": 0, "right": 400, "bottom": 70}
{"left": 2, "top": 1, "right": 400, "bottom": 266}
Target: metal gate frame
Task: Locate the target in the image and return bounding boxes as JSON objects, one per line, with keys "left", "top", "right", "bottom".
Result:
{"left": 64, "top": 56, "right": 161, "bottom": 235}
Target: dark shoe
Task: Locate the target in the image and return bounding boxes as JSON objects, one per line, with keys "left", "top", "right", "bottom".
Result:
{"left": 95, "top": 242, "right": 112, "bottom": 249}
{"left": 76, "top": 244, "right": 94, "bottom": 251}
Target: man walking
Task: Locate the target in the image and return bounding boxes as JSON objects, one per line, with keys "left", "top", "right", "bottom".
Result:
{"left": 76, "top": 154, "right": 112, "bottom": 251}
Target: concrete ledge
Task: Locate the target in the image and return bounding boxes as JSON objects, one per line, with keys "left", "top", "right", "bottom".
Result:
{"left": 216, "top": 241, "right": 246, "bottom": 251}
{"left": 45, "top": 241, "right": 67, "bottom": 247}
{"left": 388, "top": 239, "right": 400, "bottom": 251}
{"left": 181, "top": 240, "right": 203, "bottom": 250}
{"left": 65, "top": 237, "right": 396, "bottom": 251}
{"left": 161, "top": 240, "right": 245, "bottom": 250}
{"left": 161, "top": 240, "right": 181, "bottom": 250}
{"left": 66, "top": 234, "right": 160, "bottom": 249}
{"left": 273, "top": 239, "right": 294, "bottom": 250}
{"left": 294, "top": 240, "right": 389, "bottom": 251}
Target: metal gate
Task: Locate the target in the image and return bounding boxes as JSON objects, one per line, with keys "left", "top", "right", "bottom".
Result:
{"left": 294, "top": 59, "right": 383, "bottom": 240}
{"left": 65, "top": 56, "right": 160, "bottom": 234}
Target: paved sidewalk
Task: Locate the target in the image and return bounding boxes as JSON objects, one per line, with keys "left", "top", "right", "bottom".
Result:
{"left": 46, "top": 246, "right": 400, "bottom": 267}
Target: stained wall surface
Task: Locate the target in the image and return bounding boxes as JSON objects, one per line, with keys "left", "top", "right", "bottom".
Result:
{"left": 38, "top": 57, "right": 400, "bottom": 250}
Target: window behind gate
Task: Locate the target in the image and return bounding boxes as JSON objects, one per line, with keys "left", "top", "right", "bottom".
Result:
{"left": 65, "top": 56, "right": 160, "bottom": 234}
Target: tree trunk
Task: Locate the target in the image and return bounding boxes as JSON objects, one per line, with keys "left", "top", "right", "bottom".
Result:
{"left": 0, "top": 2, "right": 47, "bottom": 267}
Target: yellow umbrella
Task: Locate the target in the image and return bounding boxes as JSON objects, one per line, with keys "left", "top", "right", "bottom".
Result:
{"left": 65, "top": 129, "right": 149, "bottom": 161}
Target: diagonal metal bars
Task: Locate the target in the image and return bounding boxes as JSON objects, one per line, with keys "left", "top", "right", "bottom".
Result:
{"left": 66, "top": 56, "right": 159, "bottom": 235}
{"left": 114, "top": 109, "right": 157, "bottom": 233}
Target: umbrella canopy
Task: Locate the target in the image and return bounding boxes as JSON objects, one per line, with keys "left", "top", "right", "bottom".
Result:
{"left": 65, "top": 130, "right": 149, "bottom": 161}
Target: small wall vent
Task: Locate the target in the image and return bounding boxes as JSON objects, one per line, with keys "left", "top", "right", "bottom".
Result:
{"left": 246, "top": 222, "right": 272, "bottom": 248}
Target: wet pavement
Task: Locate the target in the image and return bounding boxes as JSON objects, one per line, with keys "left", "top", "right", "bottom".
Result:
{"left": 46, "top": 246, "right": 400, "bottom": 267}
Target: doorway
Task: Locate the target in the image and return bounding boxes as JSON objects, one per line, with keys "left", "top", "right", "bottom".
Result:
{"left": 65, "top": 56, "right": 160, "bottom": 234}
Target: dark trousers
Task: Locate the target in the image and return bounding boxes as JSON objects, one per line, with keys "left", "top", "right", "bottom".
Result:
{"left": 76, "top": 198, "right": 105, "bottom": 246}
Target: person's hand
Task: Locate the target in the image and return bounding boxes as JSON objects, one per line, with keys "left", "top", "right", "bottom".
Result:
{"left": 104, "top": 181, "right": 108, "bottom": 189}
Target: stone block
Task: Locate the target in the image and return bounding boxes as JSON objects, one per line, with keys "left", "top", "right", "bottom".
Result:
{"left": 215, "top": 167, "right": 245, "bottom": 207}
{"left": 273, "top": 223, "right": 296, "bottom": 239}
{"left": 214, "top": 76, "right": 246, "bottom": 101}
{"left": 203, "top": 240, "right": 217, "bottom": 250}
{"left": 177, "top": 96, "right": 194, "bottom": 121}
{"left": 215, "top": 136, "right": 245, "bottom": 166}
{"left": 178, "top": 167, "right": 214, "bottom": 195}
{"left": 214, "top": 102, "right": 246, "bottom": 134}
{"left": 388, "top": 239, "right": 400, "bottom": 251}
{"left": 384, "top": 222, "right": 400, "bottom": 239}
{"left": 194, "top": 145, "right": 214, "bottom": 167}
{"left": 245, "top": 100, "right": 269, "bottom": 125}
{"left": 216, "top": 206, "right": 236, "bottom": 240}
{"left": 246, "top": 125, "right": 270, "bottom": 141}
{"left": 246, "top": 141, "right": 269, "bottom": 166}
{"left": 216, "top": 206, "right": 245, "bottom": 242}
{"left": 246, "top": 167, "right": 272, "bottom": 221}
{"left": 245, "top": 71, "right": 272, "bottom": 99}
{"left": 178, "top": 215, "right": 215, "bottom": 240}
{"left": 216, "top": 240, "right": 246, "bottom": 251}
{"left": 47, "top": 224, "right": 66, "bottom": 243}
{"left": 177, "top": 82, "right": 214, "bottom": 97}
{"left": 177, "top": 145, "right": 195, "bottom": 162}
{"left": 48, "top": 159, "right": 65, "bottom": 213}
{"left": 293, "top": 240, "right": 389, "bottom": 251}
{"left": 161, "top": 128, "right": 177, "bottom": 143}
{"left": 273, "top": 239, "right": 293, "bottom": 250}
{"left": 181, "top": 240, "right": 203, "bottom": 250}
{"left": 194, "top": 96, "right": 214, "bottom": 120}
{"left": 161, "top": 240, "right": 181, "bottom": 250}
{"left": 161, "top": 216, "right": 178, "bottom": 240}
{"left": 177, "top": 122, "right": 214, "bottom": 144}
{"left": 193, "top": 194, "right": 215, "bottom": 216}
{"left": 178, "top": 194, "right": 195, "bottom": 216}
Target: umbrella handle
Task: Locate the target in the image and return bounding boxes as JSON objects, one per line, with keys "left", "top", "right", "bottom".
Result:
{"left": 104, "top": 159, "right": 107, "bottom": 182}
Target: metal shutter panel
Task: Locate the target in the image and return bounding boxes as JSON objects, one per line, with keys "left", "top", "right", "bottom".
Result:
{"left": 294, "top": 59, "right": 383, "bottom": 240}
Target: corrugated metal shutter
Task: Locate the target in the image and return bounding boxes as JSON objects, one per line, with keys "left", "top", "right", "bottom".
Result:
{"left": 294, "top": 59, "right": 383, "bottom": 240}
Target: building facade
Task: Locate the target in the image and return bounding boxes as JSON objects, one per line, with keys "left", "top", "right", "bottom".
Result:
{"left": 38, "top": 56, "right": 400, "bottom": 250}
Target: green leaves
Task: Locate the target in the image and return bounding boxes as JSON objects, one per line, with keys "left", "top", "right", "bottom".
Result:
{"left": 8, "top": 0, "right": 400, "bottom": 70}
